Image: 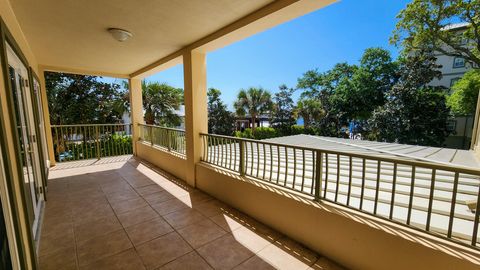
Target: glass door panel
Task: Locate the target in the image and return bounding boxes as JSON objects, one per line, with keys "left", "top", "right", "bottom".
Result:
{"left": 6, "top": 43, "right": 43, "bottom": 238}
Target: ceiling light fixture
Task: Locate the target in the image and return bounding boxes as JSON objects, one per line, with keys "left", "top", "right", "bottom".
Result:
{"left": 108, "top": 28, "right": 133, "bottom": 42}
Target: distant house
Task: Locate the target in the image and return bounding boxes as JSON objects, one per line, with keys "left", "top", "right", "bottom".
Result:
{"left": 429, "top": 22, "right": 477, "bottom": 149}
{"left": 234, "top": 114, "right": 270, "bottom": 131}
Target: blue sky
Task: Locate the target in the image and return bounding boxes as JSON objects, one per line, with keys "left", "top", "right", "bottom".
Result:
{"left": 115, "top": 0, "right": 411, "bottom": 109}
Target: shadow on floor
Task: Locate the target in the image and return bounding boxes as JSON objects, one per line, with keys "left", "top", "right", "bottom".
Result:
{"left": 39, "top": 156, "right": 343, "bottom": 270}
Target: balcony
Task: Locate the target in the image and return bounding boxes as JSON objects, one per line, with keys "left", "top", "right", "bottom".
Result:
{"left": 1, "top": 0, "right": 480, "bottom": 269}
{"left": 39, "top": 157, "right": 341, "bottom": 270}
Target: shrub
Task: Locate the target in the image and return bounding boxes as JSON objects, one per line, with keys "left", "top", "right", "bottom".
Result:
{"left": 235, "top": 127, "right": 278, "bottom": 140}
{"left": 289, "top": 125, "right": 317, "bottom": 135}
{"left": 252, "top": 127, "right": 278, "bottom": 139}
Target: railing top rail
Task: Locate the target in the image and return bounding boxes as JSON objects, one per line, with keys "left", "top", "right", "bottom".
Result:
{"left": 138, "top": 123, "right": 185, "bottom": 132}
{"left": 200, "top": 133, "right": 480, "bottom": 176}
{"left": 51, "top": 123, "right": 131, "bottom": 127}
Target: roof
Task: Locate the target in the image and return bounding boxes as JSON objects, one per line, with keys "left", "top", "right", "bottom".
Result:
{"left": 264, "top": 134, "right": 480, "bottom": 168}
{"left": 442, "top": 22, "right": 470, "bottom": 31}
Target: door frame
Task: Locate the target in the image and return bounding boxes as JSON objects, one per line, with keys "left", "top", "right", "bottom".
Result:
{"left": 0, "top": 17, "right": 39, "bottom": 269}
{"left": 6, "top": 42, "right": 44, "bottom": 236}
{"left": 29, "top": 69, "right": 48, "bottom": 202}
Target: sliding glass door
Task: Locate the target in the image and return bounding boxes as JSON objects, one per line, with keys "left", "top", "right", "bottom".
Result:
{"left": 6, "top": 43, "right": 43, "bottom": 239}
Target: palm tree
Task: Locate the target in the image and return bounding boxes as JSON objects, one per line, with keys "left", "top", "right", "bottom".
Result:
{"left": 142, "top": 81, "right": 184, "bottom": 126}
{"left": 296, "top": 99, "right": 324, "bottom": 128}
{"left": 234, "top": 87, "right": 272, "bottom": 131}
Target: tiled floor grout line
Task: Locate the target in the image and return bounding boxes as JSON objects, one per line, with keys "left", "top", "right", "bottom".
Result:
{"left": 106, "top": 170, "right": 150, "bottom": 270}
{"left": 48, "top": 158, "right": 324, "bottom": 270}
{"left": 121, "top": 162, "right": 227, "bottom": 269}
{"left": 129, "top": 158, "right": 276, "bottom": 269}
{"left": 67, "top": 181, "right": 81, "bottom": 270}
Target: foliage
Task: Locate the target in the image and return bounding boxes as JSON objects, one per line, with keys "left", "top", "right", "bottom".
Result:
{"left": 447, "top": 70, "right": 480, "bottom": 116}
{"left": 392, "top": 0, "right": 480, "bottom": 67}
{"left": 54, "top": 133, "right": 132, "bottom": 162}
{"left": 45, "top": 72, "right": 125, "bottom": 125}
{"left": 271, "top": 85, "right": 297, "bottom": 131}
{"left": 234, "top": 87, "right": 273, "bottom": 131}
{"left": 207, "top": 88, "right": 235, "bottom": 135}
{"left": 369, "top": 51, "right": 451, "bottom": 146}
{"left": 142, "top": 81, "right": 183, "bottom": 127}
{"left": 235, "top": 127, "right": 277, "bottom": 140}
{"left": 289, "top": 125, "right": 317, "bottom": 135}
{"left": 332, "top": 48, "right": 398, "bottom": 120}
{"left": 295, "top": 99, "right": 324, "bottom": 128}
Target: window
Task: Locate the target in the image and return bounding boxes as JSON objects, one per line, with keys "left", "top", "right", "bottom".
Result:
{"left": 450, "top": 77, "right": 461, "bottom": 88}
{"left": 446, "top": 120, "right": 456, "bottom": 132}
{"left": 453, "top": 57, "right": 465, "bottom": 68}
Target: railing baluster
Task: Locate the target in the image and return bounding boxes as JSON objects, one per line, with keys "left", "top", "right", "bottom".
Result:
{"left": 335, "top": 154, "right": 340, "bottom": 202}
{"left": 472, "top": 183, "right": 480, "bottom": 246}
{"left": 311, "top": 150, "right": 315, "bottom": 195}
{"left": 250, "top": 142, "right": 254, "bottom": 176}
{"left": 262, "top": 144, "right": 266, "bottom": 180}
{"left": 284, "top": 147, "right": 288, "bottom": 187}
{"left": 407, "top": 166, "right": 416, "bottom": 225}
{"left": 373, "top": 161, "right": 381, "bottom": 215}
{"left": 425, "top": 168, "right": 436, "bottom": 231}
{"left": 276, "top": 146, "right": 280, "bottom": 184}
{"left": 301, "top": 149, "right": 306, "bottom": 193}
{"left": 239, "top": 140, "right": 245, "bottom": 176}
{"left": 323, "top": 153, "right": 329, "bottom": 198}
{"left": 228, "top": 139, "right": 233, "bottom": 170}
{"left": 360, "top": 158, "right": 366, "bottom": 210}
{"left": 447, "top": 172, "right": 459, "bottom": 238}
{"left": 95, "top": 125, "right": 100, "bottom": 160}
{"left": 256, "top": 142, "right": 260, "bottom": 178}
{"left": 314, "top": 150, "right": 322, "bottom": 201}
{"left": 389, "top": 163, "right": 398, "bottom": 220}
{"left": 269, "top": 144, "right": 273, "bottom": 181}
{"left": 347, "top": 156, "right": 353, "bottom": 206}
{"left": 234, "top": 139, "right": 237, "bottom": 171}
{"left": 292, "top": 148, "right": 297, "bottom": 190}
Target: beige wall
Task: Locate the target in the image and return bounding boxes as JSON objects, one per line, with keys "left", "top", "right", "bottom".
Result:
{"left": 136, "top": 142, "right": 187, "bottom": 181}
{"left": 195, "top": 163, "right": 480, "bottom": 270}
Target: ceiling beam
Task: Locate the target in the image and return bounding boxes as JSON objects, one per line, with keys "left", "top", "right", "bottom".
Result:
{"left": 130, "top": 0, "right": 337, "bottom": 79}
{"left": 40, "top": 65, "right": 129, "bottom": 79}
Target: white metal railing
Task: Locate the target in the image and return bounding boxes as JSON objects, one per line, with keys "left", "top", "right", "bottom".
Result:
{"left": 138, "top": 124, "right": 186, "bottom": 156}
{"left": 51, "top": 124, "right": 133, "bottom": 162}
{"left": 200, "top": 133, "right": 480, "bottom": 250}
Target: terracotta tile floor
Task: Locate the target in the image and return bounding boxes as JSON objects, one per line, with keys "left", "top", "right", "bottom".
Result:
{"left": 39, "top": 157, "right": 344, "bottom": 270}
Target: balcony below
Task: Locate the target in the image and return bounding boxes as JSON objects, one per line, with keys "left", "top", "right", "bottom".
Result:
{"left": 38, "top": 157, "right": 343, "bottom": 270}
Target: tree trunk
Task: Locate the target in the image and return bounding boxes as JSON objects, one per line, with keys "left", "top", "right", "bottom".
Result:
{"left": 251, "top": 115, "right": 256, "bottom": 131}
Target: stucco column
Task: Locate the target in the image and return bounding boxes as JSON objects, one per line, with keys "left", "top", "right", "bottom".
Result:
{"left": 129, "top": 78, "right": 143, "bottom": 155}
{"left": 183, "top": 50, "right": 207, "bottom": 187}
{"left": 38, "top": 68, "right": 56, "bottom": 166}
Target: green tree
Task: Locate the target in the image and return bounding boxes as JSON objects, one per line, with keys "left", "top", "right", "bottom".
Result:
{"left": 296, "top": 99, "right": 324, "bottom": 129}
{"left": 297, "top": 63, "right": 356, "bottom": 135}
{"left": 45, "top": 72, "right": 124, "bottom": 125}
{"left": 369, "top": 51, "right": 451, "bottom": 146}
{"left": 207, "top": 88, "right": 235, "bottom": 135}
{"left": 447, "top": 70, "right": 480, "bottom": 116}
{"left": 234, "top": 87, "right": 273, "bottom": 131}
{"left": 142, "top": 81, "right": 183, "bottom": 127}
{"left": 333, "top": 48, "right": 398, "bottom": 121}
{"left": 392, "top": 0, "right": 480, "bottom": 67}
{"left": 271, "top": 84, "right": 296, "bottom": 130}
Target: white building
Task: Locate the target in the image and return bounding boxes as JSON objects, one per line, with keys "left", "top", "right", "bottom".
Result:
{"left": 429, "top": 23, "right": 476, "bottom": 149}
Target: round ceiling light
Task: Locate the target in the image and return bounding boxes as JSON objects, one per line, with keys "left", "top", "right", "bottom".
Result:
{"left": 108, "top": 28, "right": 133, "bottom": 42}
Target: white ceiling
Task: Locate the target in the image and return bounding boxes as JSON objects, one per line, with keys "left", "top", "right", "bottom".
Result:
{"left": 10, "top": 0, "right": 274, "bottom": 76}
